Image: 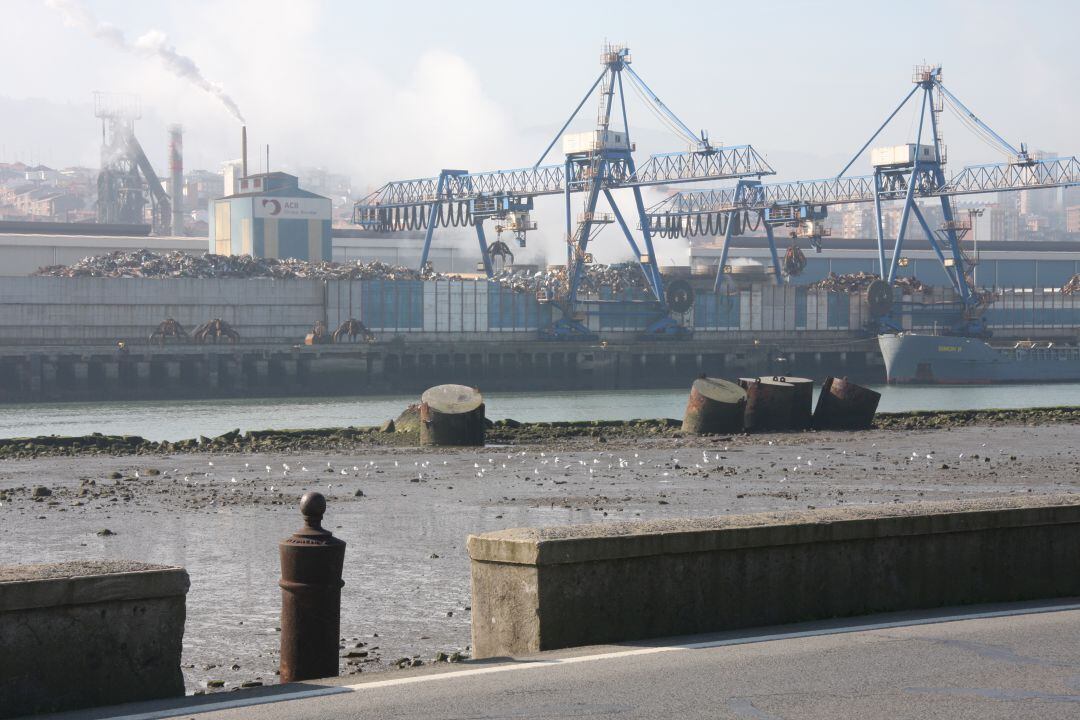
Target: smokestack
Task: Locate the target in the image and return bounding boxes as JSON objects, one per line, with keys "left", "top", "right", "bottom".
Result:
{"left": 168, "top": 124, "right": 183, "bottom": 236}
{"left": 241, "top": 125, "right": 248, "bottom": 178}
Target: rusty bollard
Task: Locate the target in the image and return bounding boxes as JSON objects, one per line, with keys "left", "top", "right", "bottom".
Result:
{"left": 279, "top": 492, "right": 346, "bottom": 683}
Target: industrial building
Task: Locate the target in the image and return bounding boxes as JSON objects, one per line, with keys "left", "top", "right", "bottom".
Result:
{"left": 208, "top": 171, "right": 332, "bottom": 262}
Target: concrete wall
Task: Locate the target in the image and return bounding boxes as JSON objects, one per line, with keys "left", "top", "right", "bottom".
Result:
{"left": 0, "top": 560, "right": 189, "bottom": 718}
{"left": 0, "top": 234, "right": 206, "bottom": 277}
{"left": 467, "top": 495, "right": 1080, "bottom": 659}
{"left": 2, "top": 276, "right": 1079, "bottom": 347}
{"left": 0, "top": 276, "right": 323, "bottom": 343}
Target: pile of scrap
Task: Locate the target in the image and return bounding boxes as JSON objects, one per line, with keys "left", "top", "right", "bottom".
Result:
{"left": 490, "top": 262, "right": 651, "bottom": 297}
{"left": 811, "top": 272, "right": 929, "bottom": 294}
{"left": 36, "top": 249, "right": 656, "bottom": 299}
{"left": 34, "top": 250, "right": 448, "bottom": 282}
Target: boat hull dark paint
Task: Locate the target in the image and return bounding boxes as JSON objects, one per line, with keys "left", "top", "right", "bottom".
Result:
{"left": 879, "top": 333, "right": 1080, "bottom": 385}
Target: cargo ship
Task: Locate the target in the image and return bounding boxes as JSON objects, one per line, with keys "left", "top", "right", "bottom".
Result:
{"left": 878, "top": 332, "right": 1080, "bottom": 384}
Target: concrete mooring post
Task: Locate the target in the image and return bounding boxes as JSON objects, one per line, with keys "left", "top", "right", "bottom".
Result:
{"left": 278, "top": 492, "right": 345, "bottom": 683}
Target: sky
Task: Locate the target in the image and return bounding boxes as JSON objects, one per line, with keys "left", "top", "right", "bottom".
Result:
{"left": 3, "top": 0, "right": 1078, "bottom": 260}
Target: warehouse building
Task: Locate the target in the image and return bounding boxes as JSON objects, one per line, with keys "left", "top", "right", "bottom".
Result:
{"left": 208, "top": 172, "right": 332, "bottom": 262}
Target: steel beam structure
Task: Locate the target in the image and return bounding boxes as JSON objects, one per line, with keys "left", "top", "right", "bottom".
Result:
{"left": 351, "top": 44, "right": 774, "bottom": 338}
{"left": 648, "top": 66, "right": 1080, "bottom": 337}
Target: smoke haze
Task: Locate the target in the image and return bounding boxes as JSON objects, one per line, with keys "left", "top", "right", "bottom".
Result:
{"left": 46, "top": 0, "right": 245, "bottom": 123}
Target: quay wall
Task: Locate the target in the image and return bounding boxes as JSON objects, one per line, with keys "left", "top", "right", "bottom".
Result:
{"left": 0, "top": 337, "right": 872, "bottom": 402}
{"left": 467, "top": 495, "right": 1080, "bottom": 659}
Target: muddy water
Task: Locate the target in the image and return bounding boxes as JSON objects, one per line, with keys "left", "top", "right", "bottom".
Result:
{"left": 2, "top": 424, "right": 1080, "bottom": 693}
{"left": 6, "top": 383, "right": 1080, "bottom": 441}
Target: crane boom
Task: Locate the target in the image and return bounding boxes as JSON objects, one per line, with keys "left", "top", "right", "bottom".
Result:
{"left": 648, "top": 156, "right": 1080, "bottom": 220}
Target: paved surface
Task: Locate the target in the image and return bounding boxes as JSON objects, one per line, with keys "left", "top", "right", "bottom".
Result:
{"left": 41, "top": 600, "right": 1080, "bottom": 720}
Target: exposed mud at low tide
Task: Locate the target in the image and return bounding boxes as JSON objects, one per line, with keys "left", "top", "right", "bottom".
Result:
{"left": 2, "top": 421, "right": 1079, "bottom": 693}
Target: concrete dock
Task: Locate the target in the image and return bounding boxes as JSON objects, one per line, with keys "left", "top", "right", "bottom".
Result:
{"left": 0, "top": 336, "right": 881, "bottom": 402}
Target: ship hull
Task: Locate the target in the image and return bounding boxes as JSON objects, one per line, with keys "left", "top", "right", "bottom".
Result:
{"left": 878, "top": 333, "right": 1080, "bottom": 385}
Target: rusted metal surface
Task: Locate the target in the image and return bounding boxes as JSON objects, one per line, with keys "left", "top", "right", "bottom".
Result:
{"left": 279, "top": 492, "right": 345, "bottom": 684}
{"left": 739, "top": 376, "right": 795, "bottom": 432}
{"left": 771, "top": 376, "right": 813, "bottom": 430}
{"left": 812, "top": 376, "right": 881, "bottom": 430}
{"left": 420, "top": 384, "right": 486, "bottom": 446}
{"left": 681, "top": 376, "right": 745, "bottom": 435}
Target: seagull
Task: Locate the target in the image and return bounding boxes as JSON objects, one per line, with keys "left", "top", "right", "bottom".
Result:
{"left": 265, "top": 465, "right": 272, "bottom": 473}
{"left": 208, "top": 461, "right": 214, "bottom": 467}
{"left": 283, "top": 463, "right": 290, "bottom": 471}
{"left": 302, "top": 466, "right": 308, "bottom": 472}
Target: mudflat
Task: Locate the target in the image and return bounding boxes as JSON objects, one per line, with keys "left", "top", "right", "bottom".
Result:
{"left": 1, "top": 419, "right": 1077, "bottom": 694}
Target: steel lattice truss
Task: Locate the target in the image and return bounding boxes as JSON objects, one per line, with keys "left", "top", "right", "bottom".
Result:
{"left": 648, "top": 157, "right": 1080, "bottom": 221}
{"left": 353, "top": 145, "right": 773, "bottom": 221}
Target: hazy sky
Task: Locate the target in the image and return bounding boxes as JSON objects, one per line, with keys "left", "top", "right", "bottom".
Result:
{"left": 4, "top": 0, "right": 1078, "bottom": 259}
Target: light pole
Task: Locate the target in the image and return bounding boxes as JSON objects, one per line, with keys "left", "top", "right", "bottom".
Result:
{"left": 967, "top": 208, "right": 985, "bottom": 288}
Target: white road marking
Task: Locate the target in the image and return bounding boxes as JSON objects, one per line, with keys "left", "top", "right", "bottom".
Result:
{"left": 105, "top": 601, "right": 1080, "bottom": 720}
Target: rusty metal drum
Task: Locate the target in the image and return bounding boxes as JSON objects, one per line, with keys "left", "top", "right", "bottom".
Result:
{"left": 739, "top": 376, "right": 795, "bottom": 432}
{"left": 812, "top": 376, "right": 881, "bottom": 429}
{"left": 681, "top": 377, "right": 746, "bottom": 435}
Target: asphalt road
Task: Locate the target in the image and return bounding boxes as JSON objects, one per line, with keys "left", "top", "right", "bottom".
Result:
{"left": 46, "top": 600, "right": 1080, "bottom": 720}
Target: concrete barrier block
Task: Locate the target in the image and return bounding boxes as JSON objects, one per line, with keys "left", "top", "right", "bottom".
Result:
{"left": 468, "top": 495, "right": 1080, "bottom": 659}
{"left": 0, "top": 560, "right": 189, "bottom": 718}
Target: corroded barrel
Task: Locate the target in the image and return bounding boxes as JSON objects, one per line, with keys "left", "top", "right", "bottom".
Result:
{"left": 681, "top": 377, "right": 746, "bottom": 435}
{"left": 419, "top": 384, "right": 485, "bottom": 446}
{"left": 739, "top": 377, "right": 795, "bottom": 432}
{"left": 772, "top": 376, "right": 813, "bottom": 430}
{"left": 812, "top": 376, "right": 881, "bottom": 429}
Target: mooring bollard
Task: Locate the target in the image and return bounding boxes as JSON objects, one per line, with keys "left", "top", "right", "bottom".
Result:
{"left": 279, "top": 492, "right": 346, "bottom": 683}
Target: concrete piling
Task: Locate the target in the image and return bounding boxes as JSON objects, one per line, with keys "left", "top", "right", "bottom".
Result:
{"left": 419, "top": 384, "right": 486, "bottom": 446}
{"left": 278, "top": 492, "right": 346, "bottom": 683}
{"left": 681, "top": 377, "right": 746, "bottom": 435}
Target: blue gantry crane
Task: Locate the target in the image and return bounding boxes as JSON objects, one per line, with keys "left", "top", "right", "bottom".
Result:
{"left": 647, "top": 65, "right": 1080, "bottom": 336}
{"left": 353, "top": 45, "right": 774, "bottom": 338}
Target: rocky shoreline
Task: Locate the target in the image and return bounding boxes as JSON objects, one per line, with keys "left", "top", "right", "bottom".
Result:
{"left": 2, "top": 406, "right": 1079, "bottom": 459}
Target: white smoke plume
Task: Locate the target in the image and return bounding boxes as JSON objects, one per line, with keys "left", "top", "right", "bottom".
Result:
{"left": 45, "top": 0, "right": 245, "bottom": 124}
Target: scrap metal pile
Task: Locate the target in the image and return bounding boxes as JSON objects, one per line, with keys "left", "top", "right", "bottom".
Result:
{"left": 810, "top": 272, "right": 929, "bottom": 294}
{"left": 490, "top": 262, "right": 652, "bottom": 297}
{"left": 1062, "top": 274, "right": 1080, "bottom": 295}
{"left": 34, "top": 250, "right": 445, "bottom": 282}
{"left": 35, "top": 249, "right": 653, "bottom": 300}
